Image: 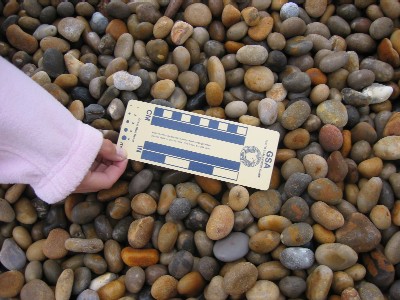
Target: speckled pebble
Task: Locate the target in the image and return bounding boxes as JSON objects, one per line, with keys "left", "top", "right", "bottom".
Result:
{"left": 280, "top": 247, "right": 315, "bottom": 270}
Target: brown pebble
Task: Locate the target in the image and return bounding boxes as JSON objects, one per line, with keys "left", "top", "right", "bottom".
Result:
{"left": 43, "top": 228, "right": 70, "bottom": 259}
{"left": 206, "top": 205, "right": 234, "bottom": 240}
{"left": 151, "top": 275, "right": 178, "bottom": 300}
{"left": 0, "top": 270, "right": 25, "bottom": 298}
{"left": 98, "top": 277, "right": 126, "bottom": 300}
{"left": 177, "top": 271, "right": 205, "bottom": 297}
{"left": 121, "top": 247, "right": 159, "bottom": 267}
{"left": 6, "top": 24, "right": 38, "bottom": 54}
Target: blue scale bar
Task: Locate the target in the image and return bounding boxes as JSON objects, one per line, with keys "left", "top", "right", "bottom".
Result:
{"left": 141, "top": 149, "right": 238, "bottom": 181}
{"left": 152, "top": 108, "right": 246, "bottom": 145}
{"left": 143, "top": 141, "right": 240, "bottom": 171}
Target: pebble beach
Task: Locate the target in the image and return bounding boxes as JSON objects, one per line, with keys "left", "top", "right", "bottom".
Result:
{"left": 1, "top": 0, "right": 400, "bottom": 299}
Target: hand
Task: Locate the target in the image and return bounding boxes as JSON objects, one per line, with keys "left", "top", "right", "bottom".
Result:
{"left": 74, "top": 139, "right": 128, "bottom": 193}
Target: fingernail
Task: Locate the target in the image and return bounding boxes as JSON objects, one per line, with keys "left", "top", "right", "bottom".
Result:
{"left": 116, "top": 146, "right": 127, "bottom": 159}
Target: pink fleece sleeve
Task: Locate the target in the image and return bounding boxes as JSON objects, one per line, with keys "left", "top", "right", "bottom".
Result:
{"left": 0, "top": 56, "right": 103, "bottom": 204}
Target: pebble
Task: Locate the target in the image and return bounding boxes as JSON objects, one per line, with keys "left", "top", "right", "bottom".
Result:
{"left": 77, "top": 289, "right": 100, "bottom": 300}
{"left": 65, "top": 238, "right": 104, "bottom": 253}
{"left": 20, "top": 279, "right": 55, "bottom": 300}
{"left": 128, "top": 216, "right": 154, "bottom": 249}
{"left": 0, "top": 238, "right": 26, "bottom": 270}
{"left": 281, "top": 100, "right": 311, "bottom": 130}
{"left": 55, "top": 269, "right": 74, "bottom": 300}
{"left": 281, "top": 222, "right": 313, "bottom": 246}
{"left": 280, "top": 247, "right": 315, "bottom": 270}
{"left": 279, "top": 276, "right": 306, "bottom": 298}
{"left": 177, "top": 271, "right": 205, "bottom": 297}
{"left": 362, "top": 249, "right": 395, "bottom": 289}
{"left": 211, "top": 232, "right": 248, "bottom": 262}
{"left": 282, "top": 71, "right": 311, "bottom": 93}
{"left": 284, "top": 172, "right": 312, "bottom": 198}
{"left": 90, "top": 12, "right": 108, "bottom": 34}
{"left": 0, "top": 198, "right": 15, "bottom": 222}
{"left": 121, "top": 247, "right": 159, "bottom": 267}
{"left": 33, "top": 24, "right": 57, "bottom": 40}
{"left": 206, "top": 205, "right": 234, "bottom": 240}
{"left": 43, "top": 228, "right": 70, "bottom": 259}
{"left": 306, "top": 265, "right": 333, "bottom": 300}
{"left": 168, "top": 250, "right": 194, "bottom": 279}
{"left": 244, "top": 66, "right": 274, "bottom": 92}
{"left": 317, "top": 99, "right": 348, "bottom": 127}
{"left": 111, "top": 71, "right": 142, "bottom": 91}
{"left": 236, "top": 45, "right": 268, "bottom": 66}
{"left": 0, "top": 270, "right": 25, "bottom": 298}
{"left": 258, "top": 98, "right": 278, "bottom": 125}
{"left": 373, "top": 136, "right": 400, "bottom": 160}
{"left": 362, "top": 83, "right": 393, "bottom": 104}
{"left": 336, "top": 212, "right": 381, "bottom": 252}
{"left": 315, "top": 243, "right": 358, "bottom": 271}
{"left": 311, "top": 201, "right": 345, "bottom": 230}
{"left": 151, "top": 275, "right": 178, "bottom": 300}
{"left": 6, "top": 24, "right": 38, "bottom": 54}
{"left": 223, "top": 262, "right": 258, "bottom": 296}
{"left": 57, "top": 17, "right": 85, "bottom": 42}
{"left": 125, "top": 267, "right": 145, "bottom": 293}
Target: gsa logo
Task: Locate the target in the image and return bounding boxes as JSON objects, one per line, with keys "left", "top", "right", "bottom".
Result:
{"left": 240, "top": 146, "right": 262, "bottom": 167}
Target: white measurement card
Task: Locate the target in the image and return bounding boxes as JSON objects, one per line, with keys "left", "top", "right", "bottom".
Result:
{"left": 118, "top": 100, "right": 280, "bottom": 190}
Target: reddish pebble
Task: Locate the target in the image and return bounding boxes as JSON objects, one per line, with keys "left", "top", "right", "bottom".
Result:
{"left": 319, "top": 124, "right": 343, "bottom": 152}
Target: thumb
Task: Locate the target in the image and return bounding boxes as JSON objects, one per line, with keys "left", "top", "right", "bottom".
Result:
{"left": 98, "top": 139, "right": 127, "bottom": 161}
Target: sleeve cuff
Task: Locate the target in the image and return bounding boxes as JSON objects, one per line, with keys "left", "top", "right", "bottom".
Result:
{"left": 33, "top": 123, "right": 103, "bottom": 204}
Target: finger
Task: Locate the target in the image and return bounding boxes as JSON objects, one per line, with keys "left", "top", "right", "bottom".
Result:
{"left": 98, "top": 139, "right": 127, "bottom": 162}
{"left": 83, "top": 159, "right": 128, "bottom": 191}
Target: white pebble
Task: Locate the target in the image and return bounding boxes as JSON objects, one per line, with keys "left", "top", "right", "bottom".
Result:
{"left": 113, "top": 71, "right": 142, "bottom": 91}
{"left": 362, "top": 83, "right": 393, "bottom": 104}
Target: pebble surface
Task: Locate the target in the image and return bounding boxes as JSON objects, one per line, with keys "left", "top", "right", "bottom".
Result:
{"left": 1, "top": 0, "right": 400, "bottom": 298}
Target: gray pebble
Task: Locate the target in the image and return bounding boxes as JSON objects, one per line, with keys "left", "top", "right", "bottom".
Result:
{"left": 0, "top": 238, "right": 26, "bottom": 270}
{"left": 319, "top": 51, "right": 349, "bottom": 73}
{"left": 125, "top": 267, "right": 145, "bottom": 293}
{"left": 280, "top": 2, "right": 300, "bottom": 20}
{"left": 169, "top": 198, "right": 191, "bottom": 220}
{"left": 33, "top": 24, "right": 57, "bottom": 40}
{"left": 284, "top": 172, "right": 312, "bottom": 197}
{"left": 347, "top": 69, "right": 375, "bottom": 90}
{"left": 281, "top": 100, "right": 311, "bottom": 130}
{"left": 90, "top": 12, "right": 108, "bottom": 35}
{"left": 369, "top": 17, "right": 394, "bottom": 40}
{"left": 168, "top": 250, "right": 194, "bottom": 279}
{"left": 98, "top": 86, "right": 120, "bottom": 107}
{"left": 129, "top": 169, "right": 154, "bottom": 196}
{"left": 42, "top": 48, "right": 65, "bottom": 79}
{"left": 279, "top": 276, "right": 307, "bottom": 298}
{"left": 213, "top": 232, "right": 249, "bottom": 262}
{"left": 360, "top": 57, "right": 394, "bottom": 82}
{"left": 198, "top": 256, "right": 220, "bottom": 281}
{"left": 77, "top": 289, "right": 100, "bottom": 300}
{"left": 84, "top": 103, "right": 105, "bottom": 123}
{"left": 73, "top": 267, "right": 92, "bottom": 295}
{"left": 43, "top": 259, "right": 62, "bottom": 285}
{"left": 282, "top": 71, "right": 311, "bottom": 93}
{"left": 225, "top": 101, "right": 248, "bottom": 118}
{"left": 258, "top": 98, "right": 278, "bottom": 125}
{"left": 107, "top": 98, "right": 125, "bottom": 120}
{"left": 280, "top": 247, "right": 315, "bottom": 270}
{"left": 236, "top": 45, "right": 268, "bottom": 65}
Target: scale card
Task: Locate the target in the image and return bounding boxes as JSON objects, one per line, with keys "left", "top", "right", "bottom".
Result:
{"left": 118, "top": 100, "right": 280, "bottom": 190}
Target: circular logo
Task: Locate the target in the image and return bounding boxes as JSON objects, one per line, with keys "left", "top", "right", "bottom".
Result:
{"left": 240, "top": 146, "right": 262, "bottom": 167}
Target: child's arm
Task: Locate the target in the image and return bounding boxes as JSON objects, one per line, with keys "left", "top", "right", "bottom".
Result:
{"left": 0, "top": 56, "right": 126, "bottom": 204}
